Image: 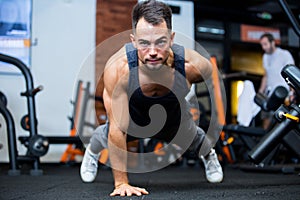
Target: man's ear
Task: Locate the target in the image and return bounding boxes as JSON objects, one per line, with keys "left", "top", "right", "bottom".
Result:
{"left": 170, "top": 32, "right": 175, "bottom": 47}
{"left": 130, "top": 34, "right": 137, "bottom": 48}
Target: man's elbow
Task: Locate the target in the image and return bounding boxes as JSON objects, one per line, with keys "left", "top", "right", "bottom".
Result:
{"left": 200, "top": 61, "right": 212, "bottom": 81}
{"left": 206, "top": 62, "right": 213, "bottom": 78}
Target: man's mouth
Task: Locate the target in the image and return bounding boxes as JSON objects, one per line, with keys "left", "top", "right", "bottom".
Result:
{"left": 146, "top": 58, "right": 162, "bottom": 64}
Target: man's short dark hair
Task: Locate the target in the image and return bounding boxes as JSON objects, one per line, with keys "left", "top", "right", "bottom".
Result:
{"left": 260, "top": 32, "right": 275, "bottom": 43}
{"left": 132, "top": 0, "right": 172, "bottom": 32}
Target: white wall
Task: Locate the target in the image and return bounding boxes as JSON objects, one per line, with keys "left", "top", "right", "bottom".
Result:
{"left": 165, "top": 0, "right": 195, "bottom": 49}
{"left": 0, "top": 0, "right": 96, "bottom": 162}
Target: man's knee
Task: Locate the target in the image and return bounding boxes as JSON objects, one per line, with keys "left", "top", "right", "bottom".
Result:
{"left": 89, "top": 123, "right": 109, "bottom": 150}
{"left": 188, "top": 126, "right": 206, "bottom": 152}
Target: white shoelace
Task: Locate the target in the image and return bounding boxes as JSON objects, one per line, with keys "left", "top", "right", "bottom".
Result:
{"left": 206, "top": 159, "right": 219, "bottom": 174}
{"left": 85, "top": 154, "right": 98, "bottom": 173}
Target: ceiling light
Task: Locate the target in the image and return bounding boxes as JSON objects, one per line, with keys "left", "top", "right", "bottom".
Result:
{"left": 197, "top": 27, "right": 225, "bottom": 35}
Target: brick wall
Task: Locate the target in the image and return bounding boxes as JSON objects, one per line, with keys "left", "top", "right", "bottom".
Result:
{"left": 95, "top": 0, "right": 137, "bottom": 124}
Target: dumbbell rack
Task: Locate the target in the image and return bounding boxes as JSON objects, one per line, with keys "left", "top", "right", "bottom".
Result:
{"left": 0, "top": 53, "right": 98, "bottom": 175}
{"left": 0, "top": 53, "right": 41, "bottom": 175}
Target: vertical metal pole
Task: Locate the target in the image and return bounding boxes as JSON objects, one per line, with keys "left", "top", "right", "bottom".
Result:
{"left": 277, "top": 0, "right": 300, "bottom": 37}
{"left": 0, "top": 105, "right": 20, "bottom": 175}
{"left": 76, "top": 82, "right": 90, "bottom": 138}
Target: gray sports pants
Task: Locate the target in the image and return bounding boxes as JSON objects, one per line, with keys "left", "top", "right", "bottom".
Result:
{"left": 89, "top": 117, "right": 206, "bottom": 156}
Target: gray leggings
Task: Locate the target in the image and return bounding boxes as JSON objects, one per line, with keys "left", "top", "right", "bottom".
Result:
{"left": 89, "top": 118, "right": 206, "bottom": 156}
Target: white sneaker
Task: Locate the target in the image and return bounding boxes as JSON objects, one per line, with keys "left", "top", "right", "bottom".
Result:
{"left": 200, "top": 148, "right": 223, "bottom": 183}
{"left": 80, "top": 144, "right": 100, "bottom": 183}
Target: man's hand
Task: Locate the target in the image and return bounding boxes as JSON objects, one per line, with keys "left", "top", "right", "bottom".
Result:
{"left": 110, "top": 183, "right": 149, "bottom": 197}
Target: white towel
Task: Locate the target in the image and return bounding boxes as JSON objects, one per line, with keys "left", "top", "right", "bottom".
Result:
{"left": 237, "top": 80, "right": 261, "bottom": 126}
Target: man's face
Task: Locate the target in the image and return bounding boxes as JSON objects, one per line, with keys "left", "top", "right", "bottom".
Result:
{"left": 131, "top": 17, "right": 175, "bottom": 70}
{"left": 260, "top": 37, "right": 275, "bottom": 54}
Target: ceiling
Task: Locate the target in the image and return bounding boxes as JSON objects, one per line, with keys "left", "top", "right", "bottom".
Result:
{"left": 194, "top": 0, "right": 300, "bottom": 27}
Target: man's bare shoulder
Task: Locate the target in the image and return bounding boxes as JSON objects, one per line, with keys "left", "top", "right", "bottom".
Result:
{"left": 103, "top": 46, "right": 129, "bottom": 91}
{"left": 105, "top": 46, "right": 129, "bottom": 76}
{"left": 183, "top": 47, "right": 212, "bottom": 83}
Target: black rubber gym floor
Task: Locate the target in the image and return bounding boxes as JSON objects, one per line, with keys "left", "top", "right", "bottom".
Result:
{"left": 0, "top": 163, "right": 299, "bottom": 200}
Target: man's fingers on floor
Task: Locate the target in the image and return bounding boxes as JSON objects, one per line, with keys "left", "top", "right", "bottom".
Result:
{"left": 137, "top": 187, "right": 149, "bottom": 194}
{"left": 110, "top": 188, "right": 147, "bottom": 196}
{"left": 125, "top": 189, "right": 133, "bottom": 196}
{"left": 120, "top": 190, "right": 126, "bottom": 196}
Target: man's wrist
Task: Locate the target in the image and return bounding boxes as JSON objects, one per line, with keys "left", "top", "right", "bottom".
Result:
{"left": 115, "top": 182, "right": 129, "bottom": 188}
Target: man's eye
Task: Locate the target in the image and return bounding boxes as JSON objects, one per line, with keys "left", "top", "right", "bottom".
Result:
{"left": 139, "top": 41, "right": 150, "bottom": 47}
{"left": 156, "top": 40, "right": 167, "bottom": 47}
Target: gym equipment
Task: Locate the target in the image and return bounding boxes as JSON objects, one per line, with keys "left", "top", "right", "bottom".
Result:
{"left": 0, "top": 53, "right": 98, "bottom": 175}
{"left": 249, "top": 64, "right": 300, "bottom": 165}
{"left": 222, "top": 80, "right": 300, "bottom": 174}
{"left": 0, "top": 91, "right": 7, "bottom": 150}
{"left": 248, "top": 0, "right": 300, "bottom": 167}
{"left": 20, "top": 114, "right": 38, "bottom": 131}
{"left": 18, "top": 80, "right": 89, "bottom": 164}
{"left": 59, "top": 80, "right": 102, "bottom": 164}
{"left": 210, "top": 56, "right": 235, "bottom": 164}
{"left": 223, "top": 0, "right": 300, "bottom": 171}
{"left": 28, "top": 135, "right": 49, "bottom": 157}
{"left": 254, "top": 86, "right": 288, "bottom": 112}
{"left": 0, "top": 91, "right": 7, "bottom": 106}
{"left": 0, "top": 53, "right": 41, "bottom": 175}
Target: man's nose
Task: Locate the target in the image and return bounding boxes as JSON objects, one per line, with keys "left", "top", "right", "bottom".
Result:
{"left": 149, "top": 45, "right": 157, "bottom": 56}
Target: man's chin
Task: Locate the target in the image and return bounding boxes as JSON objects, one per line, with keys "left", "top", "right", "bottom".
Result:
{"left": 144, "top": 63, "right": 163, "bottom": 71}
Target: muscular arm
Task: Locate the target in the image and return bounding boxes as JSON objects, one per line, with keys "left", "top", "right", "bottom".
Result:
{"left": 184, "top": 48, "right": 213, "bottom": 84}
{"left": 104, "top": 85, "right": 129, "bottom": 187}
{"left": 103, "top": 47, "right": 148, "bottom": 196}
{"left": 103, "top": 48, "right": 129, "bottom": 185}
